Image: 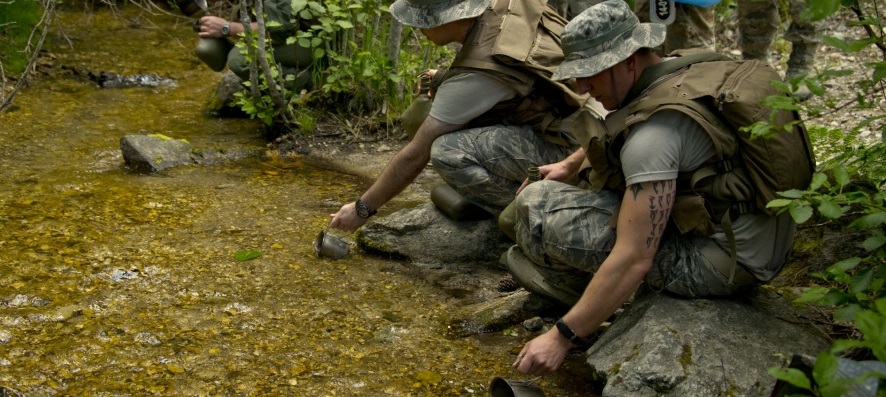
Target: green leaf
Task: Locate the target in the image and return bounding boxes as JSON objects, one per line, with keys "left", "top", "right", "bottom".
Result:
{"left": 849, "top": 211, "right": 886, "bottom": 229}
{"left": 795, "top": 286, "right": 829, "bottom": 303}
{"left": 833, "top": 304, "right": 863, "bottom": 323}
{"left": 806, "top": 79, "right": 825, "bottom": 96}
{"left": 832, "top": 166, "right": 850, "bottom": 187}
{"left": 817, "top": 200, "right": 844, "bottom": 219}
{"left": 768, "top": 367, "right": 812, "bottom": 390}
{"left": 336, "top": 20, "right": 354, "bottom": 29}
{"left": 854, "top": 311, "right": 886, "bottom": 360}
{"left": 828, "top": 257, "right": 862, "bottom": 274}
{"left": 810, "top": 173, "right": 828, "bottom": 191}
{"left": 820, "top": 290, "right": 851, "bottom": 306}
{"left": 871, "top": 61, "right": 886, "bottom": 84}
{"left": 767, "top": 199, "right": 794, "bottom": 208}
{"left": 291, "top": 0, "right": 308, "bottom": 12}
{"left": 830, "top": 338, "right": 867, "bottom": 354}
{"left": 779, "top": 189, "right": 806, "bottom": 199}
{"left": 799, "top": 0, "right": 839, "bottom": 21}
{"left": 789, "top": 204, "right": 813, "bottom": 224}
{"left": 823, "top": 35, "right": 854, "bottom": 51}
{"left": 849, "top": 267, "right": 874, "bottom": 295}
{"left": 234, "top": 250, "right": 262, "bottom": 261}
{"left": 812, "top": 352, "right": 839, "bottom": 390}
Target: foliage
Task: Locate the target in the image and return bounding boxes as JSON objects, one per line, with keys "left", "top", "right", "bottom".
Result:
{"left": 234, "top": 0, "right": 452, "bottom": 131}
{"left": 764, "top": 0, "right": 886, "bottom": 395}
{"left": 0, "top": 0, "right": 42, "bottom": 75}
{"left": 233, "top": 249, "right": 262, "bottom": 261}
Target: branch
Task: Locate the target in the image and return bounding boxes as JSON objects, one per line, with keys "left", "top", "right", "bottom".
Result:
{"left": 252, "top": 0, "right": 288, "bottom": 122}
{"left": 1, "top": 0, "right": 56, "bottom": 112}
{"left": 848, "top": 3, "right": 886, "bottom": 56}
{"left": 239, "top": 0, "right": 261, "bottom": 101}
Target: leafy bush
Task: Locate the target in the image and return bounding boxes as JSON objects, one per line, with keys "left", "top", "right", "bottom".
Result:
{"left": 764, "top": 0, "right": 885, "bottom": 395}
{"left": 234, "top": 0, "right": 453, "bottom": 132}
{"left": 0, "top": 0, "right": 43, "bottom": 75}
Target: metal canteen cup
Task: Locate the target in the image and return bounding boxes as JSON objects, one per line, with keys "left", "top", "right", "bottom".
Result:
{"left": 313, "top": 229, "right": 350, "bottom": 260}
{"left": 195, "top": 37, "right": 232, "bottom": 72}
{"left": 489, "top": 377, "right": 544, "bottom": 397}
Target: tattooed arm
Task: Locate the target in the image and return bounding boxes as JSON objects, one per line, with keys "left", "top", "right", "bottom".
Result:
{"left": 514, "top": 179, "right": 676, "bottom": 376}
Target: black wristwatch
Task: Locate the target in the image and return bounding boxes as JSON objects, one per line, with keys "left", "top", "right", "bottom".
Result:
{"left": 221, "top": 21, "right": 231, "bottom": 36}
{"left": 555, "top": 318, "right": 581, "bottom": 344}
{"left": 355, "top": 198, "right": 377, "bottom": 219}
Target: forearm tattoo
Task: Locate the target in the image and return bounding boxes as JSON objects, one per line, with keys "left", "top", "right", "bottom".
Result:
{"left": 633, "top": 180, "right": 675, "bottom": 249}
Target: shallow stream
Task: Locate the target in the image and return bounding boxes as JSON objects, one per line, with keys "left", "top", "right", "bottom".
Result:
{"left": 0, "top": 5, "right": 597, "bottom": 396}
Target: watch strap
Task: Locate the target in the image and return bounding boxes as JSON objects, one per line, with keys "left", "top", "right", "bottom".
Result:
{"left": 355, "top": 198, "right": 377, "bottom": 218}
{"left": 555, "top": 318, "right": 580, "bottom": 343}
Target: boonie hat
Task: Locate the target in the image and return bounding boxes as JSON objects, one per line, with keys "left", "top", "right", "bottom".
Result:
{"left": 552, "top": 0, "right": 666, "bottom": 81}
{"left": 390, "top": 0, "right": 490, "bottom": 29}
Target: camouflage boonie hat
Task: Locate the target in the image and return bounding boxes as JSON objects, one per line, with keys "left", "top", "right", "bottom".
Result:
{"left": 390, "top": 0, "right": 490, "bottom": 29}
{"left": 552, "top": 0, "right": 666, "bottom": 81}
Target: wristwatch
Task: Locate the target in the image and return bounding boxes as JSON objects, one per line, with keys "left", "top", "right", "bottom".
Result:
{"left": 555, "top": 318, "right": 581, "bottom": 344}
{"left": 221, "top": 21, "right": 231, "bottom": 36}
{"left": 355, "top": 198, "right": 377, "bottom": 219}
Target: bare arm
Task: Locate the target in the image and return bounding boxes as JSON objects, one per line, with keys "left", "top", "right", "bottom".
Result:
{"left": 329, "top": 116, "right": 465, "bottom": 231}
{"left": 515, "top": 147, "right": 586, "bottom": 195}
{"left": 514, "top": 179, "right": 676, "bottom": 375}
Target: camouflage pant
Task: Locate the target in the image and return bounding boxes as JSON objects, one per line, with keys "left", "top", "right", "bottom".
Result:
{"left": 512, "top": 181, "right": 756, "bottom": 298}
{"left": 430, "top": 124, "right": 574, "bottom": 216}
{"left": 635, "top": 0, "right": 715, "bottom": 53}
{"left": 227, "top": 42, "right": 315, "bottom": 91}
{"left": 738, "top": 0, "right": 823, "bottom": 74}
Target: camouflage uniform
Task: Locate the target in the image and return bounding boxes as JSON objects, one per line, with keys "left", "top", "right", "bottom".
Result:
{"left": 392, "top": 0, "right": 590, "bottom": 216}
{"left": 512, "top": 182, "right": 751, "bottom": 302}
{"left": 738, "top": 0, "right": 822, "bottom": 76}
{"left": 226, "top": 0, "right": 316, "bottom": 90}
{"left": 432, "top": 125, "right": 574, "bottom": 215}
{"left": 506, "top": 1, "right": 769, "bottom": 306}
{"left": 634, "top": 0, "right": 715, "bottom": 53}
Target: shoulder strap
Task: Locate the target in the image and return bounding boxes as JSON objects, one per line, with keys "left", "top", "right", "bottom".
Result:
{"left": 624, "top": 51, "right": 731, "bottom": 105}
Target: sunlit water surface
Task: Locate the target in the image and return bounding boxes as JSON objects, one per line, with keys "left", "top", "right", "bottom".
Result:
{"left": 0, "top": 5, "right": 598, "bottom": 396}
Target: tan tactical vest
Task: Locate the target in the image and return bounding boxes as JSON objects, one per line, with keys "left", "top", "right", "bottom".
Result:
{"left": 582, "top": 51, "right": 815, "bottom": 238}
{"left": 440, "top": 0, "right": 588, "bottom": 147}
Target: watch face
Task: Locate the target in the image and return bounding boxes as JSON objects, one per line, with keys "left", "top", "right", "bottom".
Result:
{"left": 357, "top": 207, "right": 369, "bottom": 218}
{"left": 221, "top": 24, "right": 230, "bottom": 35}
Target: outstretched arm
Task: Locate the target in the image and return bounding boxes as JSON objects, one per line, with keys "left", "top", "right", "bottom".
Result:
{"left": 514, "top": 179, "right": 676, "bottom": 375}
{"left": 329, "top": 116, "right": 465, "bottom": 231}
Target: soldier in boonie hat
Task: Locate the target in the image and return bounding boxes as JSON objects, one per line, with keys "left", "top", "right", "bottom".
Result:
{"left": 552, "top": 0, "right": 666, "bottom": 81}
{"left": 390, "top": 0, "right": 491, "bottom": 29}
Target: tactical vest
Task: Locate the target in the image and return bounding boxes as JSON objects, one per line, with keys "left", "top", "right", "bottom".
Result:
{"left": 440, "top": 0, "right": 590, "bottom": 147}
{"left": 582, "top": 50, "right": 815, "bottom": 238}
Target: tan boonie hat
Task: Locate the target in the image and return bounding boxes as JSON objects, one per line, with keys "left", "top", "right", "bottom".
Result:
{"left": 389, "top": 0, "right": 490, "bottom": 29}
{"left": 552, "top": 0, "right": 666, "bottom": 81}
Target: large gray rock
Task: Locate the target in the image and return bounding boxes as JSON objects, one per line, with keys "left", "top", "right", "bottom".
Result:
{"left": 120, "top": 134, "right": 264, "bottom": 173}
{"left": 356, "top": 203, "right": 511, "bottom": 265}
{"left": 120, "top": 134, "right": 193, "bottom": 173}
{"left": 586, "top": 289, "right": 829, "bottom": 397}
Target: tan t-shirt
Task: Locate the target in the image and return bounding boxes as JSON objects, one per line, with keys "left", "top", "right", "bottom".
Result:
{"left": 621, "top": 110, "right": 795, "bottom": 281}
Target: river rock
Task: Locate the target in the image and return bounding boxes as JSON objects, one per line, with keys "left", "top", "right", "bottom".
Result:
{"left": 120, "top": 134, "right": 193, "bottom": 173}
{"left": 356, "top": 203, "right": 512, "bottom": 266}
{"left": 120, "top": 134, "right": 264, "bottom": 173}
{"left": 585, "top": 288, "right": 829, "bottom": 397}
